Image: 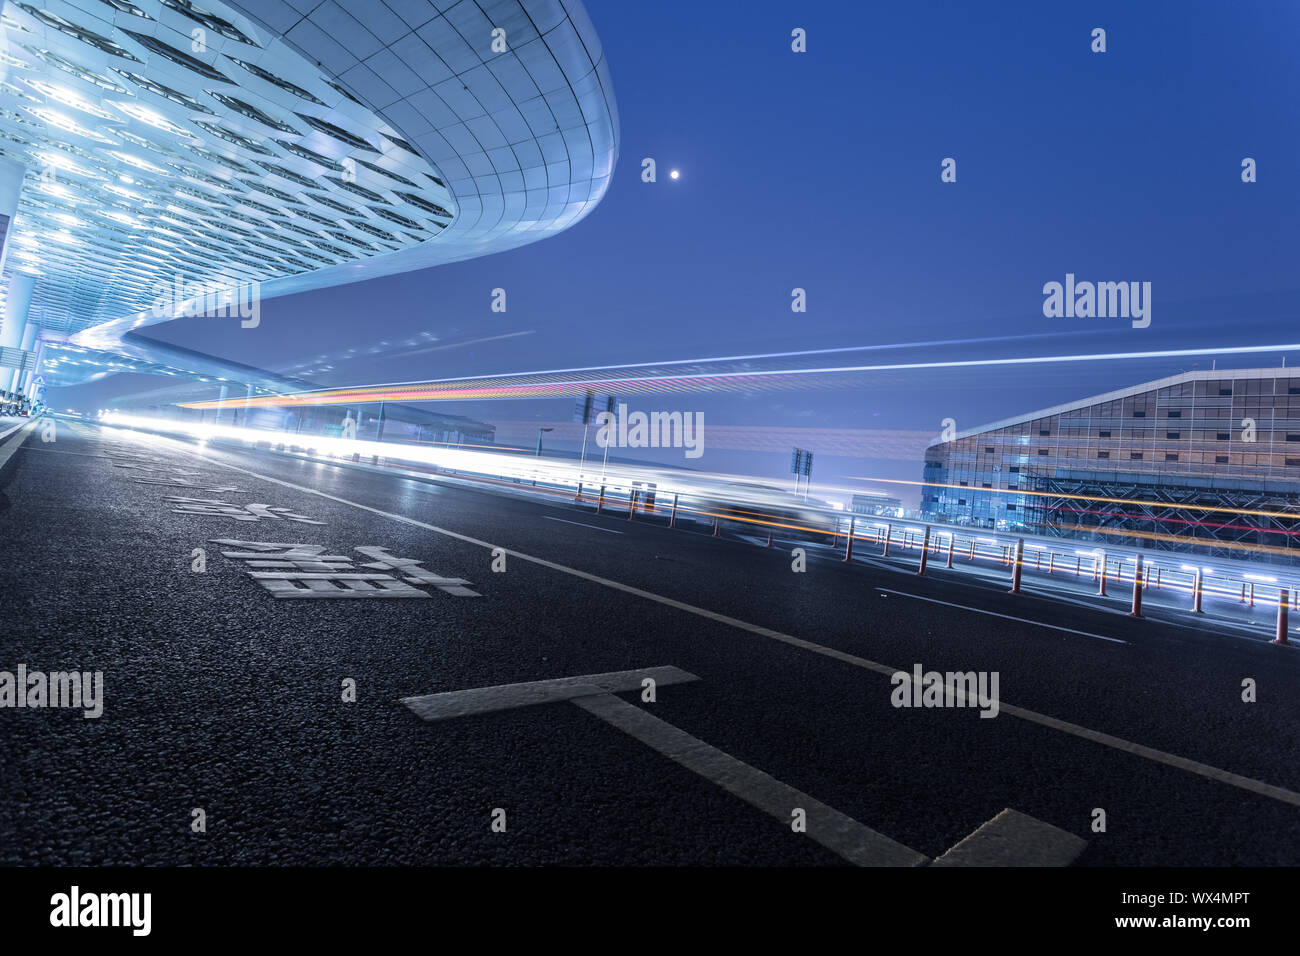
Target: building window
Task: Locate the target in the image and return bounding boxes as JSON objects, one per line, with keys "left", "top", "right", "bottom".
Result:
{"left": 1166, "top": 432, "right": 1180, "bottom": 439}
{"left": 1168, "top": 410, "right": 1182, "bottom": 418}
{"left": 1098, "top": 451, "right": 1110, "bottom": 459}
{"left": 1220, "top": 388, "right": 1233, "bottom": 396}
{"left": 1217, "top": 432, "right": 1230, "bottom": 441}
{"left": 1133, "top": 411, "right": 1146, "bottom": 418}
{"left": 958, "top": 499, "right": 967, "bottom": 505}
{"left": 1130, "top": 452, "right": 1143, "bottom": 459}
{"left": 1006, "top": 504, "right": 1017, "bottom": 511}
{"left": 1099, "top": 430, "right": 1112, "bottom": 437}
{"left": 1165, "top": 453, "right": 1179, "bottom": 462}
{"left": 1288, "top": 434, "right": 1300, "bottom": 443}
{"left": 1038, "top": 449, "right": 1049, "bottom": 455}
{"left": 1039, "top": 429, "right": 1050, "bottom": 436}
{"left": 1290, "top": 387, "right": 1300, "bottom": 395}
{"left": 1009, "top": 466, "right": 1020, "bottom": 473}
{"left": 984, "top": 446, "right": 995, "bottom": 454}
{"left": 1288, "top": 459, "right": 1300, "bottom": 467}
{"left": 1216, "top": 455, "right": 1230, "bottom": 464}
{"left": 982, "top": 482, "right": 992, "bottom": 488}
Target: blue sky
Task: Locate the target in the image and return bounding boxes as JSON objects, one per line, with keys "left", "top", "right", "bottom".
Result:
{"left": 66, "top": 0, "right": 1300, "bottom": 503}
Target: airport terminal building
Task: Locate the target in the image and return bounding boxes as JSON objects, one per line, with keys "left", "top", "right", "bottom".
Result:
{"left": 920, "top": 369, "right": 1300, "bottom": 563}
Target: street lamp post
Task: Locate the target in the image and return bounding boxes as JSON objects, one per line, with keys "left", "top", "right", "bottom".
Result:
{"left": 533, "top": 427, "right": 553, "bottom": 486}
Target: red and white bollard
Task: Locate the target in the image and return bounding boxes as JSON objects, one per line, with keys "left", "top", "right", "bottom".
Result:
{"left": 596, "top": 484, "right": 606, "bottom": 515}
{"left": 1097, "top": 552, "right": 1107, "bottom": 596}
{"left": 1192, "top": 568, "right": 1203, "bottom": 613}
{"left": 1047, "top": 552, "right": 1055, "bottom": 575}
{"left": 1128, "top": 555, "right": 1143, "bottom": 618}
{"left": 917, "top": 525, "right": 931, "bottom": 574}
{"left": 968, "top": 541, "right": 975, "bottom": 561}
{"left": 883, "top": 523, "right": 892, "bottom": 557}
{"left": 1274, "top": 589, "right": 1290, "bottom": 645}
{"left": 627, "top": 489, "right": 637, "bottom": 521}
{"left": 946, "top": 536, "right": 955, "bottom": 569}
{"left": 843, "top": 516, "right": 856, "bottom": 562}
{"left": 1009, "top": 538, "right": 1024, "bottom": 594}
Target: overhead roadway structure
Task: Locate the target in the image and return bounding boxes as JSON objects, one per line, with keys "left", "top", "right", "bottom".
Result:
{"left": 0, "top": 0, "right": 618, "bottom": 391}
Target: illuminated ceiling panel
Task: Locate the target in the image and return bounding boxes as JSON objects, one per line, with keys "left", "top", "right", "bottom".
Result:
{"left": 0, "top": 0, "right": 617, "bottom": 375}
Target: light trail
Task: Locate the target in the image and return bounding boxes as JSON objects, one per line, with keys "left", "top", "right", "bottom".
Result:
{"left": 178, "top": 340, "right": 1300, "bottom": 410}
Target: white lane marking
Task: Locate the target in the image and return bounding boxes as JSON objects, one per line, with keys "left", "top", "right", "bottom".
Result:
{"left": 0, "top": 418, "right": 36, "bottom": 470}
{"left": 876, "top": 588, "right": 1127, "bottom": 644}
{"left": 403, "top": 666, "right": 699, "bottom": 721}
{"left": 931, "top": 808, "right": 1087, "bottom": 867}
{"left": 543, "top": 515, "right": 624, "bottom": 534}
{"left": 154, "top": 436, "right": 1300, "bottom": 812}
{"left": 572, "top": 691, "right": 929, "bottom": 867}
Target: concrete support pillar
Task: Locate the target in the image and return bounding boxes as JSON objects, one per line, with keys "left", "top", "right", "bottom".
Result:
{"left": 2, "top": 271, "right": 35, "bottom": 392}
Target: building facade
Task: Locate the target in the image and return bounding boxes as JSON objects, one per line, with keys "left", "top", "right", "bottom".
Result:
{"left": 920, "top": 369, "right": 1300, "bottom": 563}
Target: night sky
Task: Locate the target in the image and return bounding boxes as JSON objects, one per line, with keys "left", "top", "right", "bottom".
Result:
{"left": 55, "top": 0, "right": 1300, "bottom": 505}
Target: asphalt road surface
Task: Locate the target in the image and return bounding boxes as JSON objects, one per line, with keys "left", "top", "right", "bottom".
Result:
{"left": 1, "top": 419, "right": 1298, "bottom": 866}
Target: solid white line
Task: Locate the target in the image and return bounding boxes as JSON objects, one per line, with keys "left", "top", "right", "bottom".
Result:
{"left": 572, "top": 691, "right": 929, "bottom": 867}
{"left": 543, "top": 515, "right": 624, "bottom": 534}
{"left": 876, "top": 588, "right": 1127, "bottom": 644}
{"left": 146, "top": 434, "right": 1300, "bottom": 812}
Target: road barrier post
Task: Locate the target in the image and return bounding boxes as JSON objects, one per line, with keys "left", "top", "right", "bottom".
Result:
{"left": 1035, "top": 551, "right": 1042, "bottom": 571}
{"left": 627, "top": 489, "right": 637, "bottom": 521}
{"left": 1128, "top": 555, "right": 1144, "bottom": 618}
{"left": 844, "top": 516, "right": 856, "bottom": 562}
{"left": 1275, "top": 589, "right": 1290, "bottom": 645}
{"left": 946, "top": 536, "right": 955, "bottom": 569}
{"left": 575, "top": 481, "right": 584, "bottom": 503}
{"left": 1156, "top": 567, "right": 1162, "bottom": 589}
{"left": 766, "top": 528, "right": 774, "bottom": 548}
{"left": 1097, "top": 553, "right": 1107, "bottom": 596}
{"left": 669, "top": 493, "right": 679, "bottom": 528}
{"left": 1249, "top": 583, "right": 1255, "bottom": 608}
{"left": 1009, "top": 538, "right": 1024, "bottom": 594}
{"left": 917, "top": 525, "right": 930, "bottom": 574}
{"left": 1192, "top": 568, "right": 1203, "bottom": 613}
{"left": 1048, "top": 552, "right": 1055, "bottom": 574}
{"left": 883, "top": 523, "right": 892, "bottom": 557}
{"left": 968, "top": 541, "right": 975, "bottom": 561}
{"left": 1001, "top": 545, "right": 1008, "bottom": 565}
{"left": 596, "top": 484, "right": 606, "bottom": 515}
{"left": 1240, "top": 583, "right": 1247, "bottom": 604}
{"left": 713, "top": 516, "right": 720, "bottom": 537}
{"left": 1075, "top": 556, "right": 1081, "bottom": 576}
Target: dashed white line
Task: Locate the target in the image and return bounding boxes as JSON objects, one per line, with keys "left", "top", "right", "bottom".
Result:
{"left": 876, "top": 588, "right": 1127, "bottom": 644}
{"left": 543, "top": 515, "right": 624, "bottom": 534}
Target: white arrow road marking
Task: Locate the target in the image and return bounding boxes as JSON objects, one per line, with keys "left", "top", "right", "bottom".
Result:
{"left": 932, "top": 809, "right": 1086, "bottom": 867}
{"left": 402, "top": 666, "right": 697, "bottom": 720}
{"left": 402, "top": 667, "right": 1081, "bottom": 867}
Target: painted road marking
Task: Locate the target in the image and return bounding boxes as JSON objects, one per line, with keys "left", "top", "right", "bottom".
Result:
{"left": 571, "top": 691, "right": 929, "bottom": 867}
{"left": 932, "top": 808, "right": 1087, "bottom": 867}
{"left": 0, "top": 418, "right": 36, "bottom": 471}
{"left": 404, "top": 667, "right": 1076, "bottom": 867}
{"left": 403, "top": 666, "right": 699, "bottom": 720}
{"left": 543, "top": 515, "right": 624, "bottom": 534}
{"left": 877, "top": 588, "right": 1127, "bottom": 644}
{"left": 140, "top": 430, "right": 1300, "bottom": 812}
